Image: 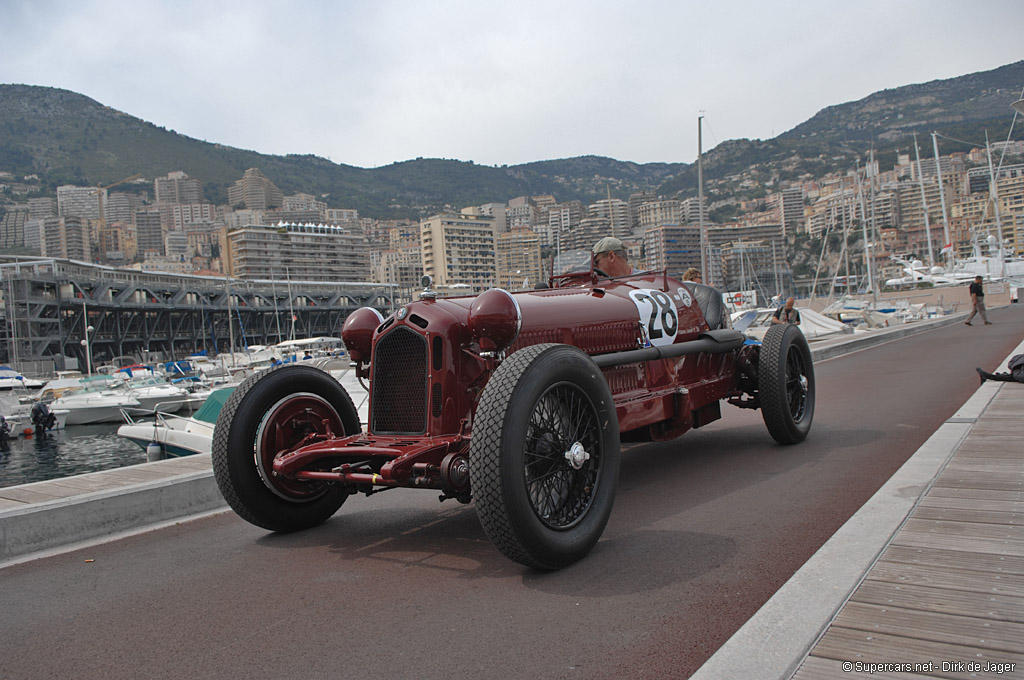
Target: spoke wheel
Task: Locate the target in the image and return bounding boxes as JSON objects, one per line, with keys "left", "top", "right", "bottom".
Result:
{"left": 213, "top": 365, "right": 361, "bottom": 532}
{"left": 471, "top": 344, "right": 620, "bottom": 570}
{"left": 524, "top": 384, "right": 601, "bottom": 529}
{"left": 758, "top": 323, "right": 815, "bottom": 444}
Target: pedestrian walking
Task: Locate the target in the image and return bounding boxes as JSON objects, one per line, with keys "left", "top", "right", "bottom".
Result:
{"left": 965, "top": 275, "right": 992, "bottom": 326}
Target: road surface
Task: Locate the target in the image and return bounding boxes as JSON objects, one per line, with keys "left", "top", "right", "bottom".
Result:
{"left": 2, "top": 306, "right": 1021, "bottom": 680}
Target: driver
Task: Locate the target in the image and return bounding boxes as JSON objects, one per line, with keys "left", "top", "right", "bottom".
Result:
{"left": 592, "top": 237, "right": 633, "bottom": 277}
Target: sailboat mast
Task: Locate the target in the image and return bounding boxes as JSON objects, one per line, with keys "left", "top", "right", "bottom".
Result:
{"left": 912, "top": 132, "right": 936, "bottom": 268}
{"left": 698, "top": 114, "right": 708, "bottom": 285}
{"left": 985, "top": 130, "right": 1007, "bottom": 279}
{"left": 931, "top": 132, "right": 953, "bottom": 266}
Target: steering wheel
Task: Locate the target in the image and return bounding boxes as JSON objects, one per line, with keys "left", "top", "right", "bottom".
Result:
{"left": 593, "top": 269, "right": 609, "bottom": 278}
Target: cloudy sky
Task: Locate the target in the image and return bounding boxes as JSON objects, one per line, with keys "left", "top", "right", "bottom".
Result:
{"left": 2, "top": 0, "right": 1022, "bottom": 169}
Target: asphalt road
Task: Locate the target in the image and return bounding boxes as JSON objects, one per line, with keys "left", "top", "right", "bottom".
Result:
{"left": 2, "top": 306, "right": 1022, "bottom": 680}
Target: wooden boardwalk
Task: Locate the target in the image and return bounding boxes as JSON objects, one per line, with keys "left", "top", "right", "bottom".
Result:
{"left": 792, "top": 383, "right": 1024, "bottom": 680}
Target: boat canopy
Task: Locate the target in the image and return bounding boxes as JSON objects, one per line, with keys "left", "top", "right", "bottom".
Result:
{"left": 193, "top": 387, "right": 236, "bottom": 424}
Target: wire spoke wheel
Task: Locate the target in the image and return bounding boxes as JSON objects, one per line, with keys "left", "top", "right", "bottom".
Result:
{"left": 470, "top": 344, "right": 620, "bottom": 570}
{"left": 523, "top": 383, "right": 601, "bottom": 529}
{"left": 785, "top": 345, "right": 809, "bottom": 422}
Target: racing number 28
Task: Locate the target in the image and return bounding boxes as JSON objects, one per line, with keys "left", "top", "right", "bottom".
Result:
{"left": 629, "top": 289, "right": 679, "bottom": 344}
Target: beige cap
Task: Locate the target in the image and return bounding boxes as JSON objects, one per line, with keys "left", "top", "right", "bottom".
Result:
{"left": 593, "top": 236, "right": 625, "bottom": 254}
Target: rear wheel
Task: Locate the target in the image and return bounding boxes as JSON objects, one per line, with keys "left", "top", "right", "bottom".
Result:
{"left": 470, "top": 344, "right": 620, "bottom": 570}
{"left": 758, "top": 324, "right": 814, "bottom": 444}
{"left": 212, "top": 364, "right": 361, "bottom": 532}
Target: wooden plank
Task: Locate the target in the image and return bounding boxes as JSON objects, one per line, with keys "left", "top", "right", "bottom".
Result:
{"left": 932, "top": 473, "right": 1024, "bottom": 492}
{"left": 867, "top": 560, "right": 1024, "bottom": 596}
{"left": 793, "top": 656, "right": 935, "bottom": 680}
{"left": 811, "top": 627, "right": 1024, "bottom": 679}
{"left": 880, "top": 545, "right": 1024, "bottom": 575}
{"left": 851, "top": 580, "right": 1024, "bottom": 622}
{"left": 927, "top": 488, "right": 1024, "bottom": 503}
{"left": 946, "top": 460, "right": 1024, "bottom": 473}
{"left": 955, "top": 448, "right": 1024, "bottom": 459}
{"left": 919, "top": 496, "right": 1024, "bottom": 513}
{"left": 901, "top": 518, "right": 1024, "bottom": 540}
{"left": 834, "top": 601, "right": 1024, "bottom": 654}
{"left": 893, "top": 531, "right": 1024, "bottom": 557}
{"left": 912, "top": 506, "right": 1024, "bottom": 526}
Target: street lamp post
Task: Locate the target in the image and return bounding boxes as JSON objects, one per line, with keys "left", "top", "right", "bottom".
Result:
{"left": 80, "top": 325, "right": 94, "bottom": 376}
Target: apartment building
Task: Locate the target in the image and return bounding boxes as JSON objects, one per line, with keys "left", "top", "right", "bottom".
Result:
{"left": 154, "top": 171, "right": 204, "bottom": 204}
{"left": 57, "top": 185, "right": 102, "bottom": 220}
{"left": 588, "top": 198, "right": 631, "bottom": 239}
{"left": 40, "top": 216, "right": 89, "bottom": 260}
{"left": 228, "top": 168, "right": 283, "bottom": 211}
{"left": 642, "top": 224, "right": 701, "bottom": 275}
{"left": 496, "top": 228, "right": 544, "bottom": 291}
{"left": 420, "top": 212, "right": 496, "bottom": 292}
{"left": 134, "top": 208, "right": 165, "bottom": 256}
{"left": 638, "top": 200, "right": 682, "bottom": 231}
{"left": 225, "top": 222, "right": 371, "bottom": 282}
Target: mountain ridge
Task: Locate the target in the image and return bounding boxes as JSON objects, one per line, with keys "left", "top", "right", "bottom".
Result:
{"left": 2, "top": 60, "right": 1022, "bottom": 217}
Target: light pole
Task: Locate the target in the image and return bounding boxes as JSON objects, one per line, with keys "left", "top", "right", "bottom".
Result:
{"left": 80, "top": 325, "right": 94, "bottom": 376}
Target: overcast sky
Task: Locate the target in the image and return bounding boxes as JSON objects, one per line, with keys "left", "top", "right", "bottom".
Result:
{"left": 2, "top": 0, "right": 1022, "bottom": 169}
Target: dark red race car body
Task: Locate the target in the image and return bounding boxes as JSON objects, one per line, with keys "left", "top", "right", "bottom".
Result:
{"left": 213, "top": 265, "right": 814, "bottom": 569}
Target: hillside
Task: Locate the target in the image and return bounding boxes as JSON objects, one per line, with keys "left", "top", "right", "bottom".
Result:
{"left": 0, "top": 85, "right": 685, "bottom": 217}
{"left": 659, "top": 60, "right": 1024, "bottom": 197}
{"left": 2, "top": 60, "right": 1023, "bottom": 217}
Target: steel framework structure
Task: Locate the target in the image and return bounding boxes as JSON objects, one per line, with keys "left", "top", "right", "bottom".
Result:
{"left": 1, "top": 258, "right": 396, "bottom": 371}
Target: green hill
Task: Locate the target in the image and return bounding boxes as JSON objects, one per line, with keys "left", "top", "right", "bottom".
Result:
{"left": 2, "top": 59, "right": 1023, "bottom": 216}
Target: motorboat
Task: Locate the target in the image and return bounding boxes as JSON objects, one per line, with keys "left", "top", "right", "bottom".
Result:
{"left": 1, "top": 392, "right": 69, "bottom": 436}
{"left": 117, "top": 387, "right": 235, "bottom": 458}
{"left": 50, "top": 382, "right": 142, "bottom": 425}
{"left": 121, "top": 374, "right": 189, "bottom": 414}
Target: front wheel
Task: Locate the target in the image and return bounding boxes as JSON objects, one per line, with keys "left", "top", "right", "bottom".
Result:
{"left": 470, "top": 344, "right": 620, "bottom": 570}
{"left": 212, "top": 364, "right": 361, "bottom": 532}
{"left": 758, "top": 323, "right": 815, "bottom": 444}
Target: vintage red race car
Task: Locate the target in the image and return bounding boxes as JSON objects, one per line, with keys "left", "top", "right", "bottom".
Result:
{"left": 212, "top": 256, "right": 815, "bottom": 570}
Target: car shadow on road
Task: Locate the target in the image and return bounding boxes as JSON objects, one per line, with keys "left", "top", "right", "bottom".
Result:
{"left": 249, "top": 414, "right": 885, "bottom": 589}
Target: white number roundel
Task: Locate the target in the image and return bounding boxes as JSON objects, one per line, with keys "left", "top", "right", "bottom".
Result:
{"left": 628, "top": 288, "right": 679, "bottom": 347}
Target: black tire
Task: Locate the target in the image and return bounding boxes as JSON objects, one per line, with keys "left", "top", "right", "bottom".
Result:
{"left": 758, "top": 324, "right": 815, "bottom": 444}
{"left": 470, "top": 344, "right": 620, "bottom": 570}
{"left": 212, "top": 364, "right": 361, "bottom": 532}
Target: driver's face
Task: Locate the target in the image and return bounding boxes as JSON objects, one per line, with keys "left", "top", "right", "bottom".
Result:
{"left": 594, "top": 251, "right": 611, "bottom": 268}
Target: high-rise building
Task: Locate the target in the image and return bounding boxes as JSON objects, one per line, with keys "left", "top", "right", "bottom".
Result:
{"left": 643, "top": 224, "right": 701, "bottom": 275}
{"left": 57, "top": 185, "right": 103, "bottom": 220}
{"left": 134, "top": 208, "right": 165, "bottom": 256}
{"left": 225, "top": 222, "right": 370, "bottom": 282}
{"left": 588, "top": 198, "right": 630, "bottom": 239}
{"left": 40, "top": 216, "right": 89, "bottom": 260}
{"left": 420, "top": 212, "right": 496, "bottom": 292}
{"left": 155, "top": 171, "right": 205, "bottom": 204}
{"left": 638, "top": 200, "right": 682, "bottom": 231}
{"left": 496, "top": 228, "right": 544, "bottom": 291}
{"left": 227, "top": 168, "right": 283, "bottom": 211}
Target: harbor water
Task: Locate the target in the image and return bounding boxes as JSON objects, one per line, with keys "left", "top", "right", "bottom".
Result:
{"left": 0, "top": 422, "right": 149, "bottom": 489}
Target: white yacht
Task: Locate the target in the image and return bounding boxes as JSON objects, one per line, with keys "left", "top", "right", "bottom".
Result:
{"left": 51, "top": 381, "right": 142, "bottom": 425}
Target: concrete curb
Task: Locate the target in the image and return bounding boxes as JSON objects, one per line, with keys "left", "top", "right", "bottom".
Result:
{"left": 0, "top": 467, "right": 226, "bottom": 562}
{"left": 690, "top": 334, "right": 1024, "bottom": 680}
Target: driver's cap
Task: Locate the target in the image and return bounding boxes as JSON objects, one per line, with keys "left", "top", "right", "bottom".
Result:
{"left": 593, "top": 236, "right": 624, "bottom": 254}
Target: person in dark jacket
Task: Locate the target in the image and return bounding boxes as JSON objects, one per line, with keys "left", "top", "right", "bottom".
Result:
{"left": 977, "top": 354, "right": 1024, "bottom": 384}
{"left": 965, "top": 275, "right": 992, "bottom": 326}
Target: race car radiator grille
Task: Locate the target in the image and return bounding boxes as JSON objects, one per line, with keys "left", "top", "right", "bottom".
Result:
{"left": 371, "top": 326, "right": 428, "bottom": 434}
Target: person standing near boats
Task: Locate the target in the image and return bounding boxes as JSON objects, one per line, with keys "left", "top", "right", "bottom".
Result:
{"left": 964, "top": 275, "right": 992, "bottom": 326}
{"left": 772, "top": 297, "right": 801, "bottom": 326}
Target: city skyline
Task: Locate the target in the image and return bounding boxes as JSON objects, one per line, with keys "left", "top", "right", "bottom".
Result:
{"left": 2, "top": 0, "right": 1022, "bottom": 169}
